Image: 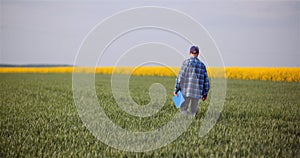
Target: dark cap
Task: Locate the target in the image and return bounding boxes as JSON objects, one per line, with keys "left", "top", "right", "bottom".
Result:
{"left": 190, "top": 46, "right": 199, "bottom": 54}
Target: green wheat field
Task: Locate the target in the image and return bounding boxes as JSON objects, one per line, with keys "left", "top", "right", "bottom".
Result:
{"left": 1, "top": 73, "right": 299, "bottom": 157}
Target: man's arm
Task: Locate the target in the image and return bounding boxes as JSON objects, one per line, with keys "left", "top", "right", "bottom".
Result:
{"left": 202, "top": 65, "right": 210, "bottom": 101}
{"left": 174, "top": 61, "right": 187, "bottom": 96}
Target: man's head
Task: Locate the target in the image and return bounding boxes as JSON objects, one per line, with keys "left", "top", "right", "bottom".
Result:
{"left": 189, "top": 46, "right": 199, "bottom": 57}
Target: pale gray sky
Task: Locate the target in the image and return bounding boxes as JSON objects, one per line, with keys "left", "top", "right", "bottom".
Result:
{"left": 0, "top": 0, "right": 299, "bottom": 67}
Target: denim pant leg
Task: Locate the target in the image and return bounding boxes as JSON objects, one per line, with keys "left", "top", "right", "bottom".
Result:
{"left": 180, "top": 97, "right": 190, "bottom": 114}
{"left": 190, "top": 98, "right": 199, "bottom": 115}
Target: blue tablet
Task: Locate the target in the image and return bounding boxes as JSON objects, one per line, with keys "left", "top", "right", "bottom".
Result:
{"left": 173, "top": 91, "right": 185, "bottom": 108}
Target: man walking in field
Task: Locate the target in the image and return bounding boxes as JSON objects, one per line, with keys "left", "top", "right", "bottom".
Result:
{"left": 174, "top": 46, "right": 210, "bottom": 116}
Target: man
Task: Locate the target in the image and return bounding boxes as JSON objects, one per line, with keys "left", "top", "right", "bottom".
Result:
{"left": 173, "top": 46, "right": 210, "bottom": 116}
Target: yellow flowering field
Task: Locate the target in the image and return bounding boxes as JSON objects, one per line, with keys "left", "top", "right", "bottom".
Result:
{"left": 0, "top": 67, "right": 75, "bottom": 73}
{"left": 0, "top": 67, "right": 299, "bottom": 82}
{"left": 225, "top": 67, "right": 300, "bottom": 82}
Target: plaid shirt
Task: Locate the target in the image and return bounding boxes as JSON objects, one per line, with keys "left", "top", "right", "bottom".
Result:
{"left": 174, "top": 57, "right": 210, "bottom": 99}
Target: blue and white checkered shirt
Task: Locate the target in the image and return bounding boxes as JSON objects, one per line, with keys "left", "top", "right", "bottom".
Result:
{"left": 174, "top": 57, "right": 210, "bottom": 99}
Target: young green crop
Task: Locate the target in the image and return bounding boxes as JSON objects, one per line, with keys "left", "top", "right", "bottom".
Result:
{"left": 0, "top": 74, "right": 299, "bottom": 157}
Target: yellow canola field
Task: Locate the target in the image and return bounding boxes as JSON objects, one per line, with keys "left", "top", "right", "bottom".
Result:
{"left": 0, "top": 67, "right": 75, "bottom": 73}
{"left": 0, "top": 67, "right": 299, "bottom": 82}
{"left": 224, "top": 67, "right": 300, "bottom": 82}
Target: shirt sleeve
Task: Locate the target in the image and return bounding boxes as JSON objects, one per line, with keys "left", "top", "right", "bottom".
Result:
{"left": 174, "top": 60, "right": 187, "bottom": 93}
{"left": 202, "top": 65, "right": 210, "bottom": 96}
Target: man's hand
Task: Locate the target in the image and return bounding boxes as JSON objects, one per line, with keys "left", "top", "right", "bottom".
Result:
{"left": 173, "top": 91, "right": 178, "bottom": 97}
{"left": 202, "top": 96, "right": 207, "bottom": 101}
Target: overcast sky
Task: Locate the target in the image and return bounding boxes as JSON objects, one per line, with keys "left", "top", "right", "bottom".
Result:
{"left": 0, "top": 0, "right": 299, "bottom": 67}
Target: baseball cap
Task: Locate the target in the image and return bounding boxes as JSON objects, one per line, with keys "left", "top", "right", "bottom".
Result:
{"left": 190, "top": 46, "right": 199, "bottom": 54}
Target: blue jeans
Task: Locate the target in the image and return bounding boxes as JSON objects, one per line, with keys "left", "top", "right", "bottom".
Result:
{"left": 180, "top": 96, "right": 199, "bottom": 115}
